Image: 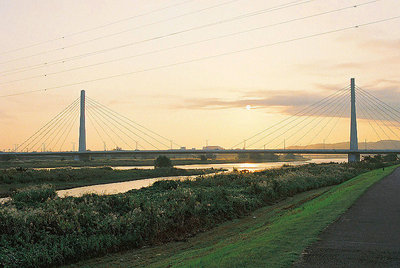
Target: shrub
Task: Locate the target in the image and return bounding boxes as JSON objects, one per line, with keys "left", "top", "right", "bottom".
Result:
{"left": 154, "top": 156, "right": 173, "bottom": 168}
{"left": 11, "top": 184, "right": 56, "bottom": 204}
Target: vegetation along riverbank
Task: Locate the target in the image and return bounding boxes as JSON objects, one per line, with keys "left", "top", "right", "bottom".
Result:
{"left": 0, "top": 157, "right": 398, "bottom": 267}
{"left": 0, "top": 167, "right": 219, "bottom": 198}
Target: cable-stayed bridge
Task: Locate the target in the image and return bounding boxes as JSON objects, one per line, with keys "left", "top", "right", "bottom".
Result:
{"left": 1, "top": 78, "right": 400, "bottom": 162}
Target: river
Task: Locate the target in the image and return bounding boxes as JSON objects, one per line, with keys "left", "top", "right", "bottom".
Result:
{"left": 1, "top": 158, "right": 346, "bottom": 203}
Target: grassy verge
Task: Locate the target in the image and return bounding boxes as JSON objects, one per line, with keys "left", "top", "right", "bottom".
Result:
{"left": 134, "top": 164, "right": 397, "bottom": 268}
{"left": 0, "top": 167, "right": 219, "bottom": 197}
{"left": 0, "top": 162, "right": 391, "bottom": 267}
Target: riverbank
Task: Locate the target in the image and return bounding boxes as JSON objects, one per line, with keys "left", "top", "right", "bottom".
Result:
{"left": 0, "top": 161, "right": 392, "bottom": 267}
{"left": 0, "top": 155, "right": 311, "bottom": 169}
{"left": 70, "top": 165, "right": 399, "bottom": 267}
{"left": 0, "top": 167, "right": 219, "bottom": 198}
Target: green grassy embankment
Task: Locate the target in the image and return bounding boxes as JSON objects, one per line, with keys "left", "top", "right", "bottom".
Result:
{"left": 73, "top": 164, "right": 399, "bottom": 268}
{"left": 0, "top": 167, "right": 219, "bottom": 197}
{"left": 0, "top": 162, "right": 390, "bottom": 267}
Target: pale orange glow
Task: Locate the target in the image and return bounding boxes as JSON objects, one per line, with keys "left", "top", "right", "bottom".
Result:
{"left": 0, "top": 0, "right": 399, "bottom": 151}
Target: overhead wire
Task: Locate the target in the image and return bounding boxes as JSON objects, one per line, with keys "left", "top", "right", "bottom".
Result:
{"left": 0, "top": 0, "right": 196, "bottom": 56}
{"left": 3, "top": 14, "right": 400, "bottom": 98}
{"left": 0, "top": 0, "right": 315, "bottom": 76}
{"left": 0, "top": 0, "right": 381, "bottom": 84}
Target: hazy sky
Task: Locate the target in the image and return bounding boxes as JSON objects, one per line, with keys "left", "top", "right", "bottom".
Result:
{"left": 0, "top": 0, "right": 399, "bottom": 151}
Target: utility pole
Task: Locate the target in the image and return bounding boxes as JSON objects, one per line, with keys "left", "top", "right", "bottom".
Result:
{"left": 104, "top": 142, "right": 107, "bottom": 151}
{"left": 72, "top": 142, "right": 76, "bottom": 152}
{"left": 349, "top": 78, "right": 360, "bottom": 162}
{"left": 284, "top": 139, "right": 286, "bottom": 150}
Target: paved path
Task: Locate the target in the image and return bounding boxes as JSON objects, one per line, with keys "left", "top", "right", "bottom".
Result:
{"left": 295, "top": 167, "right": 400, "bottom": 267}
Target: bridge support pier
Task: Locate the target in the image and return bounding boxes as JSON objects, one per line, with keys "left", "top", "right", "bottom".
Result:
{"left": 348, "top": 78, "right": 360, "bottom": 162}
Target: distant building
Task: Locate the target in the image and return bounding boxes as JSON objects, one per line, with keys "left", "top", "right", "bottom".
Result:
{"left": 180, "top": 147, "right": 186, "bottom": 150}
{"left": 202, "top": 146, "right": 224, "bottom": 150}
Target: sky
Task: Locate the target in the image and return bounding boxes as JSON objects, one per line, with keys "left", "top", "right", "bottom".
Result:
{"left": 0, "top": 0, "right": 399, "bottom": 151}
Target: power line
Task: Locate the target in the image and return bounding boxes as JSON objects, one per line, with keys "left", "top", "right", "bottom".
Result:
{"left": 0, "top": 0, "right": 256, "bottom": 65}
{"left": 0, "top": 0, "right": 196, "bottom": 56}
{"left": 0, "top": 0, "right": 380, "bottom": 85}
{"left": 2, "top": 15, "right": 400, "bottom": 98}
{"left": 0, "top": 0, "right": 315, "bottom": 74}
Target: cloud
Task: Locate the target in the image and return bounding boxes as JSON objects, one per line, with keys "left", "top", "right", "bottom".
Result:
{"left": 172, "top": 86, "right": 400, "bottom": 123}
{"left": 172, "top": 90, "right": 348, "bottom": 116}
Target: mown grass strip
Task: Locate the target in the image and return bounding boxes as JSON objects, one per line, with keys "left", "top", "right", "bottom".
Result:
{"left": 149, "top": 165, "right": 398, "bottom": 268}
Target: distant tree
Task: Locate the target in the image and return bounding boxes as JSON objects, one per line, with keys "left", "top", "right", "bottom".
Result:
{"left": 154, "top": 156, "right": 173, "bottom": 168}
{"left": 200, "top": 155, "right": 207, "bottom": 161}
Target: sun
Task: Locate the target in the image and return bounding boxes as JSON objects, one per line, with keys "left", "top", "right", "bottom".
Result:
{"left": 246, "top": 105, "right": 252, "bottom": 111}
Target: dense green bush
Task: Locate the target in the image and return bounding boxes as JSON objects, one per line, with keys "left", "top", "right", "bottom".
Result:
{"left": 154, "top": 156, "right": 173, "bottom": 168}
{"left": 0, "top": 161, "right": 397, "bottom": 267}
{"left": 11, "top": 184, "right": 56, "bottom": 204}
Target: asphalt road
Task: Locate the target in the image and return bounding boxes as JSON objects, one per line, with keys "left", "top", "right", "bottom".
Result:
{"left": 295, "top": 167, "right": 400, "bottom": 268}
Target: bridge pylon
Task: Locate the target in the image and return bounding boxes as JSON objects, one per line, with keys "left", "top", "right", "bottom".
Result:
{"left": 77, "top": 90, "right": 88, "bottom": 161}
{"left": 348, "top": 78, "right": 360, "bottom": 162}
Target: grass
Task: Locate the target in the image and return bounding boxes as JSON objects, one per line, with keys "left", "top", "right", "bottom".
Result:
{"left": 0, "top": 162, "right": 389, "bottom": 267}
{"left": 67, "top": 164, "right": 399, "bottom": 267}
{"left": 0, "top": 167, "right": 219, "bottom": 197}
{"left": 140, "top": 164, "right": 398, "bottom": 268}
